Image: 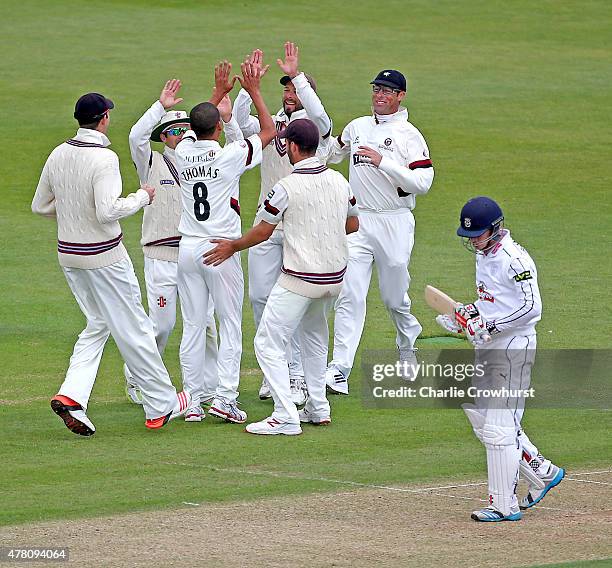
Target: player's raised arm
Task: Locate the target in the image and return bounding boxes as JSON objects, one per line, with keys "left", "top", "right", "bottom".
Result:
{"left": 233, "top": 49, "right": 268, "bottom": 137}
{"left": 217, "top": 94, "right": 244, "bottom": 143}
{"left": 129, "top": 79, "right": 184, "bottom": 184}
{"left": 236, "top": 62, "right": 276, "bottom": 148}
{"left": 209, "top": 61, "right": 237, "bottom": 106}
{"left": 277, "top": 42, "right": 332, "bottom": 138}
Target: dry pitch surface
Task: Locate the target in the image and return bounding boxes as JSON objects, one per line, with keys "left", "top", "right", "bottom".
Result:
{"left": 1, "top": 470, "right": 610, "bottom": 567}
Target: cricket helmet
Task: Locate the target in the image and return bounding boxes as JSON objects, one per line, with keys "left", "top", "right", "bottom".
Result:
{"left": 457, "top": 196, "right": 504, "bottom": 237}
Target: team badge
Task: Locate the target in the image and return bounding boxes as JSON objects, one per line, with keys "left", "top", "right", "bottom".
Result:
{"left": 477, "top": 282, "right": 495, "bottom": 303}
{"left": 464, "top": 218, "right": 471, "bottom": 228}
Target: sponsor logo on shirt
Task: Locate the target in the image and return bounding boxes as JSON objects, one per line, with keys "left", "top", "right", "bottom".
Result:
{"left": 477, "top": 281, "right": 495, "bottom": 303}
{"left": 160, "top": 179, "right": 175, "bottom": 185}
{"left": 352, "top": 154, "right": 373, "bottom": 166}
{"left": 183, "top": 150, "right": 216, "bottom": 163}
{"left": 513, "top": 270, "right": 533, "bottom": 282}
{"left": 378, "top": 139, "right": 394, "bottom": 152}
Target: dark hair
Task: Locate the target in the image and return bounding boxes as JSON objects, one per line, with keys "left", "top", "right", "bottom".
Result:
{"left": 291, "top": 139, "right": 318, "bottom": 155}
{"left": 77, "top": 117, "right": 103, "bottom": 129}
{"left": 190, "top": 102, "right": 220, "bottom": 137}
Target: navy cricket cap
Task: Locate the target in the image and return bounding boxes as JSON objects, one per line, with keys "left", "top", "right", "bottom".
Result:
{"left": 279, "top": 118, "right": 319, "bottom": 148}
{"left": 74, "top": 93, "right": 114, "bottom": 121}
{"left": 371, "top": 69, "right": 406, "bottom": 92}
{"left": 280, "top": 73, "right": 317, "bottom": 92}
{"left": 457, "top": 197, "right": 504, "bottom": 237}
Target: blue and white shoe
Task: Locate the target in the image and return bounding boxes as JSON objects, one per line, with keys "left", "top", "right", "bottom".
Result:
{"left": 520, "top": 466, "right": 565, "bottom": 510}
{"left": 471, "top": 506, "right": 522, "bottom": 522}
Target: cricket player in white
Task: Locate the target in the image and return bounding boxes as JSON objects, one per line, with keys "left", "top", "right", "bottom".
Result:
{"left": 204, "top": 119, "right": 359, "bottom": 435}
{"left": 437, "top": 196, "right": 564, "bottom": 522}
{"left": 324, "top": 69, "right": 434, "bottom": 394}
{"left": 32, "top": 92, "right": 191, "bottom": 435}
{"left": 174, "top": 61, "right": 276, "bottom": 424}
{"left": 233, "top": 44, "right": 333, "bottom": 404}
{"left": 124, "top": 79, "right": 218, "bottom": 419}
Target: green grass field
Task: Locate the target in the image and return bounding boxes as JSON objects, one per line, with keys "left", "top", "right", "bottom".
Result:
{"left": 1, "top": 1, "right": 611, "bottom": 564}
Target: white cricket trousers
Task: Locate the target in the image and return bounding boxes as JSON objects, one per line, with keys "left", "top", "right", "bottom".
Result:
{"left": 60, "top": 258, "right": 178, "bottom": 419}
{"left": 472, "top": 333, "right": 539, "bottom": 515}
{"left": 331, "top": 209, "right": 422, "bottom": 376}
{"left": 178, "top": 237, "right": 243, "bottom": 403}
{"left": 254, "top": 284, "right": 334, "bottom": 424}
{"left": 127, "top": 257, "right": 219, "bottom": 402}
{"left": 248, "top": 229, "right": 304, "bottom": 377}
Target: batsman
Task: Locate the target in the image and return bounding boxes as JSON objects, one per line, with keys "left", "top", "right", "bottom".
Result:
{"left": 437, "top": 196, "right": 564, "bottom": 522}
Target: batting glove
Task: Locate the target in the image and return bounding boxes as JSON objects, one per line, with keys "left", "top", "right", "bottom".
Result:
{"left": 464, "top": 316, "right": 491, "bottom": 346}
{"left": 454, "top": 303, "right": 480, "bottom": 329}
{"left": 436, "top": 314, "right": 462, "bottom": 334}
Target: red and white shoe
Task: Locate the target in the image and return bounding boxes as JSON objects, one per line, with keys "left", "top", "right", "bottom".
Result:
{"left": 145, "top": 390, "right": 192, "bottom": 430}
{"left": 185, "top": 404, "right": 205, "bottom": 422}
{"left": 245, "top": 416, "right": 302, "bottom": 436}
{"left": 50, "top": 395, "right": 95, "bottom": 436}
{"left": 298, "top": 407, "right": 331, "bottom": 426}
{"left": 208, "top": 397, "right": 247, "bottom": 424}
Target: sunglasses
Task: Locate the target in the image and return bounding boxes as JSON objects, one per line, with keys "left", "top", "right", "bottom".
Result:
{"left": 372, "top": 85, "right": 400, "bottom": 95}
{"left": 163, "top": 126, "right": 188, "bottom": 136}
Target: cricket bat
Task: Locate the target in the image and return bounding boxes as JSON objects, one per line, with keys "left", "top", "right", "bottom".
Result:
{"left": 424, "top": 285, "right": 491, "bottom": 343}
{"left": 424, "top": 285, "right": 460, "bottom": 316}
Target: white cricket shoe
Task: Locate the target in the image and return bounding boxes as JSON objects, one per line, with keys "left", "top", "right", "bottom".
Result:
{"left": 325, "top": 366, "right": 348, "bottom": 395}
{"left": 398, "top": 347, "right": 419, "bottom": 381}
{"left": 185, "top": 404, "right": 205, "bottom": 422}
{"left": 124, "top": 364, "right": 143, "bottom": 405}
{"left": 258, "top": 379, "right": 272, "bottom": 400}
{"left": 208, "top": 397, "right": 247, "bottom": 424}
{"left": 520, "top": 465, "right": 565, "bottom": 509}
{"left": 125, "top": 383, "right": 144, "bottom": 405}
{"left": 246, "top": 416, "right": 302, "bottom": 436}
{"left": 298, "top": 407, "right": 331, "bottom": 426}
{"left": 471, "top": 506, "right": 522, "bottom": 522}
{"left": 290, "top": 376, "right": 308, "bottom": 406}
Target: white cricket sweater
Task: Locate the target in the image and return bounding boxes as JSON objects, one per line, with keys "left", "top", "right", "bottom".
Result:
{"left": 31, "top": 128, "right": 149, "bottom": 269}
{"left": 141, "top": 149, "right": 182, "bottom": 262}
{"left": 232, "top": 73, "right": 333, "bottom": 226}
{"left": 274, "top": 160, "right": 354, "bottom": 298}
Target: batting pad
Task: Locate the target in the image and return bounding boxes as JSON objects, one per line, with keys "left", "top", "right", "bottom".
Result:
{"left": 486, "top": 442, "right": 521, "bottom": 516}
{"left": 462, "top": 403, "right": 485, "bottom": 443}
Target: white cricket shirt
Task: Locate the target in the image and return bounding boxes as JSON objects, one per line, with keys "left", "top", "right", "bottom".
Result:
{"left": 175, "top": 130, "right": 262, "bottom": 240}
{"left": 474, "top": 230, "right": 542, "bottom": 336}
{"left": 327, "top": 107, "right": 433, "bottom": 212}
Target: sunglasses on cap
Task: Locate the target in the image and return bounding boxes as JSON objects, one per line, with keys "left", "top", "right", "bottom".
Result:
{"left": 163, "top": 126, "right": 188, "bottom": 136}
